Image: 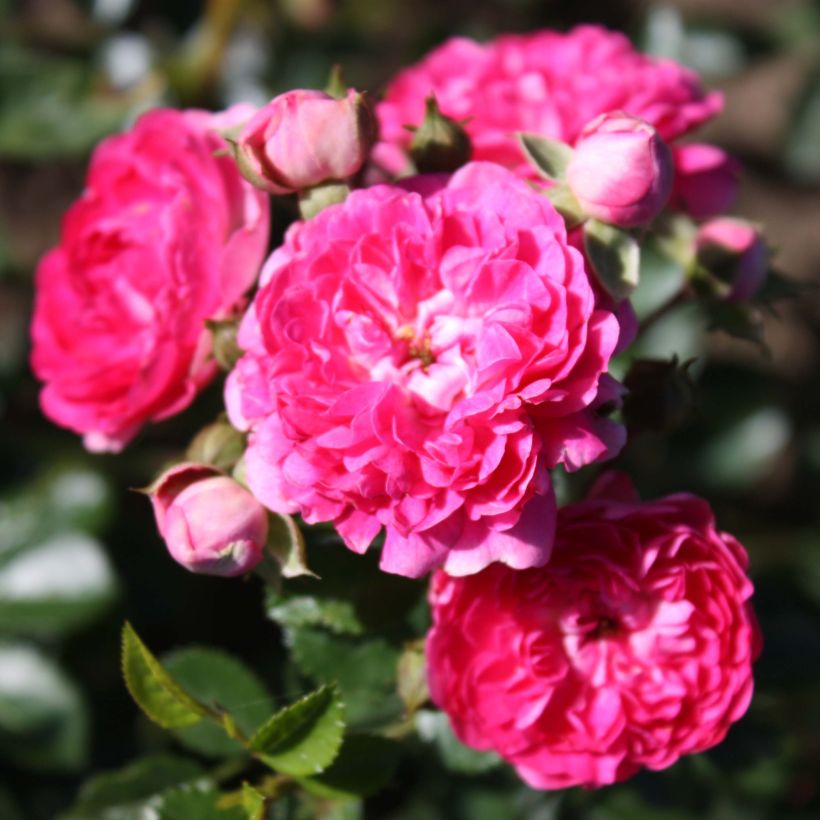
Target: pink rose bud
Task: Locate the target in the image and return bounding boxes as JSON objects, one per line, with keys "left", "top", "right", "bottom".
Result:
{"left": 671, "top": 144, "right": 740, "bottom": 219}
{"left": 696, "top": 217, "right": 768, "bottom": 302}
{"left": 150, "top": 463, "right": 268, "bottom": 577}
{"left": 567, "top": 112, "right": 673, "bottom": 227}
{"left": 235, "top": 88, "right": 376, "bottom": 194}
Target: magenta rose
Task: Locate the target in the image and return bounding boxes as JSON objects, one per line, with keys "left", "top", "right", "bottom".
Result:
{"left": 150, "top": 462, "right": 268, "bottom": 577}
{"left": 671, "top": 143, "right": 740, "bottom": 219}
{"left": 31, "top": 107, "right": 270, "bottom": 452}
{"left": 227, "top": 162, "right": 624, "bottom": 578}
{"left": 426, "top": 473, "right": 761, "bottom": 789}
{"left": 375, "top": 25, "right": 722, "bottom": 182}
{"left": 234, "top": 88, "right": 376, "bottom": 195}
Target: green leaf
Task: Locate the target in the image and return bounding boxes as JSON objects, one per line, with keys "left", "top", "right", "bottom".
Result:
{"left": 158, "top": 786, "right": 246, "bottom": 820}
{"left": 121, "top": 623, "right": 211, "bottom": 730}
{"left": 300, "top": 734, "right": 400, "bottom": 799}
{"left": 0, "top": 46, "right": 130, "bottom": 160}
{"left": 583, "top": 219, "right": 641, "bottom": 301}
{"left": 0, "top": 788, "right": 23, "bottom": 820}
{"left": 517, "top": 132, "right": 573, "bottom": 180}
{"left": 785, "top": 71, "right": 820, "bottom": 183}
{"left": 240, "top": 783, "right": 268, "bottom": 820}
{"left": 0, "top": 643, "right": 88, "bottom": 771}
{"left": 415, "top": 710, "right": 501, "bottom": 774}
{"left": 248, "top": 684, "right": 345, "bottom": 776}
{"left": 397, "top": 641, "right": 429, "bottom": 716}
{"left": 0, "top": 533, "right": 117, "bottom": 638}
{"left": 697, "top": 407, "right": 790, "bottom": 491}
{"left": 0, "top": 465, "right": 112, "bottom": 566}
{"left": 266, "top": 593, "right": 363, "bottom": 636}
{"left": 632, "top": 239, "right": 686, "bottom": 320}
{"left": 267, "top": 514, "right": 317, "bottom": 579}
{"left": 287, "top": 627, "right": 403, "bottom": 728}
{"left": 62, "top": 754, "right": 205, "bottom": 819}
{"left": 162, "top": 647, "right": 273, "bottom": 758}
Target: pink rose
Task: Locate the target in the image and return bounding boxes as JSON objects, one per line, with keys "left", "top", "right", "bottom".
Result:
{"left": 30, "top": 107, "right": 270, "bottom": 452}
{"left": 697, "top": 217, "right": 768, "bottom": 302}
{"left": 671, "top": 143, "right": 740, "bottom": 219}
{"left": 566, "top": 112, "right": 673, "bottom": 227}
{"left": 235, "top": 89, "right": 376, "bottom": 194}
{"left": 150, "top": 463, "right": 268, "bottom": 577}
{"left": 227, "top": 162, "right": 624, "bottom": 578}
{"left": 426, "top": 473, "right": 761, "bottom": 789}
{"left": 375, "top": 25, "right": 721, "bottom": 181}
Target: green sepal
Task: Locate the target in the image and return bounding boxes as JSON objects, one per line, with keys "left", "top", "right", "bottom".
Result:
{"left": 583, "top": 219, "right": 641, "bottom": 301}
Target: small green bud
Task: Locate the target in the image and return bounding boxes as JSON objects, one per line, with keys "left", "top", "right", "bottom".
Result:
{"left": 186, "top": 419, "right": 246, "bottom": 472}
{"left": 205, "top": 317, "right": 243, "bottom": 371}
{"left": 298, "top": 181, "right": 350, "bottom": 220}
{"left": 409, "top": 96, "right": 472, "bottom": 174}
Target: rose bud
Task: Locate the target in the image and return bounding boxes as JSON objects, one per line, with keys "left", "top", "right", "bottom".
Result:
{"left": 696, "top": 217, "right": 768, "bottom": 302}
{"left": 234, "top": 88, "right": 376, "bottom": 194}
{"left": 149, "top": 463, "right": 268, "bottom": 577}
{"left": 671, "top": 143, "right": 740, "bottom": 219}
{"left": 409, "top": 96, "right": 472, "bottom": 174}
{"left": 566, "top": 112, "right": 673, "bottom": 227}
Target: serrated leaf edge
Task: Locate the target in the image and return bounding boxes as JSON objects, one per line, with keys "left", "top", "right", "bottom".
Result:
{"left": 121, "top": 622, "right": 212, "bottom": 730}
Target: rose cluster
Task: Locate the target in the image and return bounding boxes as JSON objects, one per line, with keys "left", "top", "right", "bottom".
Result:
{"left": 31, "top": 24, "right": 764, "bottom": 791}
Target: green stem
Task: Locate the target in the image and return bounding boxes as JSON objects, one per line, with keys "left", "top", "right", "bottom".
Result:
{"left": 209, "top": 755, "right": 253, "bottom": 786}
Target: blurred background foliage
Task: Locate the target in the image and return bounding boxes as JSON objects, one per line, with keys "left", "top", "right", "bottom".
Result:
{"left": 1, "top": 0, "right": 820, "bottom": 818}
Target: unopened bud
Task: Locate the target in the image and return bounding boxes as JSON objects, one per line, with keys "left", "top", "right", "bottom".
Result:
{"left": 149, "top": 463, "right": 268, "bottom": 577}
{"left": 567, "top": 112, "right": 673, "bottom": 228}
{"left": 696, "top": 217, "right": 768, "bottom": 302}
{"left": 186, "top": 420, "right": 245, "bottom": 472}
{"left": 233, "top": 88, "right": 376, "bottom": 195}
{"left": 409, "top": 96, "right": 472, "bottom": 174}
{"left": 206, "top": 318, "right": 242, "bottom": 371}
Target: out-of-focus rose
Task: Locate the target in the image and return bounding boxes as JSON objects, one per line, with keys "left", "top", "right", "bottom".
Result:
{"left": 427, "top": 473, "right": 761, "bottom": 789}
{"left": 226, "top": 162, "right": 624, "bottom": 578}
{"left": 671, "top": 143, "right": 740, "bottom": 219}
{"left": 30, "top": 107, "right": 269, "bottom": 452}
{"left": 235, "top": 89, "right": 376, "bottom": 194}
{"left": 150, "top": 462, "right": 268, "bottom": 577}
{"left": 697, "top": 217, "right": 768, "bottom": 301}
{"left": 375, "top": 25, "right": 721, "bottom": 181}
{"left": 566, "top": 112, "right": 673, "bottom": 227}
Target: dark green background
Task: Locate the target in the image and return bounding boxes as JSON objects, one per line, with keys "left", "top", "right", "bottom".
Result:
{"left": 1, "top": 1, "right": 820, "bottom": 817}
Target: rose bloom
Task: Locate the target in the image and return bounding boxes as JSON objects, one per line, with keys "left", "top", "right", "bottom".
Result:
{"left": 671, "top": 143, "right": 740, "bottom": 219}
{"left": 427, "top": 473, "right": 761, "bottom": 789}
{"left": 375, "top": 25, "right": 721, "bottom": 182}
{"left": 227, "top": 162, "right": 624, "bottom": 578}
{"left": 31, "top": 107, "right": 269, "bottom": 452}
